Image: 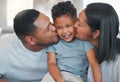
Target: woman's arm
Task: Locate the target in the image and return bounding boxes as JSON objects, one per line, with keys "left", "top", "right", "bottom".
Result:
{"left": 117, "top": 56, "right": 120, "bottom": 82}
{"left": 48, "top": 52, "right": 64, "bottom": 82}
{"left": 86, "top": 48, "right": 102, "bottom": 82}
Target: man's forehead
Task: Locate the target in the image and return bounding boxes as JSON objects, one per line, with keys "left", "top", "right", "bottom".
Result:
{"left": 34, "top": 13, "right": 50, "bottom": 28}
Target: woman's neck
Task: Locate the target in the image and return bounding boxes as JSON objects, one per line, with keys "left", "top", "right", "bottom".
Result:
{"left": 89, "top": 38, "right": 99, "bottom": 48}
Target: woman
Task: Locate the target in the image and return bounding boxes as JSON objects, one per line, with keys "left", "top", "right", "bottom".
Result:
{"left": 74, "top": 2, "right": 120, "bottom": 82}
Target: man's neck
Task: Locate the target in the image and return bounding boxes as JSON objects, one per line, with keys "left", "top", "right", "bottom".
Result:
{"left": 23, "top": 43, "right": 46, "bottom": 52}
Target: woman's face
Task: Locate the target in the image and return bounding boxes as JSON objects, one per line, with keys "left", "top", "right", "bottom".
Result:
{"left": 74, "top": 9, "right": 92, "bottom": 40}
{"left": 54, "top": 15, "right": 76, "bottom": 42}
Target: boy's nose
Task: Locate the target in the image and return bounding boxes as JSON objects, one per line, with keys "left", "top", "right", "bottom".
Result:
{"left": 62, "top": 28, "right": 68, "bottom": 33}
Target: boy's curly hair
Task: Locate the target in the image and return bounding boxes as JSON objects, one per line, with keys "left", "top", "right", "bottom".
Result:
{"left": 51, "top": 1, "right": 77, "bottom": 21}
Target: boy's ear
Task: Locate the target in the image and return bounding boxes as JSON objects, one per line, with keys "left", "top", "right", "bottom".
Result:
{"left": 24, "top": 36, "right": 36, "bottom": 45}
{"left": 92, "top": 30, "right": 100, "bottom": 39}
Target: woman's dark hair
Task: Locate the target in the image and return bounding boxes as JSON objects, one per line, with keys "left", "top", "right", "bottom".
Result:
{"left": 14, "top": 9, "right": 40, "bottom": 42}
{"left": 51, "top": 1, "right": 77, "bottom": 21}
{"left": 86, "top": 3, "right": 119, "bottom": 62}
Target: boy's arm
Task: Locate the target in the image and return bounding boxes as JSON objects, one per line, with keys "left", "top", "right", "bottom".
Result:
{"left": 86, "top": 48, "right": 102, "bottom": 82}
{"left": 0, "top": 80, "right": 7, "bottom": 82}
{"left": 48, "top": 52, "right": 64, "bottom": 82}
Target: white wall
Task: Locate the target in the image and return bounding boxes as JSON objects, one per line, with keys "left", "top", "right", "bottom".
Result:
{"left": 34, "top": 0, "right": 83, "bottom": 22}
{"left": 7, "top": 0, "right": 33, "bottom": 27}
{"left": 0, "top": 0, "right": 119, "bottom": 33}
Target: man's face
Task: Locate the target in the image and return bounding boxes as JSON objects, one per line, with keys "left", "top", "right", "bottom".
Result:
{"left": 32, "top": 13, "right": 58, "bottom": 46}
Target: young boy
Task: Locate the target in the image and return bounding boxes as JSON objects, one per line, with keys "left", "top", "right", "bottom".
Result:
{"left": 41, "top": 1, "right": 102, "bottom": 82}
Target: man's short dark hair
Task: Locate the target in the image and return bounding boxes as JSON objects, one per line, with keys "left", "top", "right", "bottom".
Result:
{"left": 14, "top": 9, "right": 40, "bottom": 42}
{"left": 51, "top": 1, "right": 77, "bottom": 21}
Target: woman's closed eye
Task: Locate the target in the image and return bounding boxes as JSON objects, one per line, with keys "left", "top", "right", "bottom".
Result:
{"left": 56, "top": 26, "right": 62, "bottom": 30}
{"left": 66, "top": 24, "right": 73, "bottom": 28}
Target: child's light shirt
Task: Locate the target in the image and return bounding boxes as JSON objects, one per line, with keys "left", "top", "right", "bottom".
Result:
{"left": 47, "top": 39, "right": 94, "bottom": 81}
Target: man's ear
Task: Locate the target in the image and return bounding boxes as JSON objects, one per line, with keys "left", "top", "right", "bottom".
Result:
{"left": 92, "top": 30, "right": 100, "bottom": 39}
{"left": 24, "top": 36, "right": 36, "bottom": 45}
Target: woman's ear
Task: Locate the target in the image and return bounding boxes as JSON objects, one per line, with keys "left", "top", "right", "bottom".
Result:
{"left": 92, "top": 30, "right": 100, "bottom": 39}
{"left": 24, "top": 36, "right": 36, "bottom": 45}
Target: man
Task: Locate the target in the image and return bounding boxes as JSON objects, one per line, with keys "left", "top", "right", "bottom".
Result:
{"left": 0, "top": 9, "right": 58, "bottom": 82}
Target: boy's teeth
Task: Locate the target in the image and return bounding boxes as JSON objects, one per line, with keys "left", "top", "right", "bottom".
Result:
{"left": 64, "top": 35, "right": 69, "bottom": 38}
{"left": 63, "top": 32, "right": 70, "bottom": 38}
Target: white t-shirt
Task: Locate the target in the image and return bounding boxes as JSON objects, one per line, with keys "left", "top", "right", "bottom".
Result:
{"left": 0, "top": 33, "right": 48, "bottom": 82}
{"left": 87, "top": 54, "right": 120, "bottom": 82}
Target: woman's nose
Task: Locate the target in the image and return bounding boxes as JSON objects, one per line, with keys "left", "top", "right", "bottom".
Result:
{"left": 74, "top": 22, "right": 78, "bottom": 29}
{"left": 51, "top": 25, "right": 56, "bottom": 32}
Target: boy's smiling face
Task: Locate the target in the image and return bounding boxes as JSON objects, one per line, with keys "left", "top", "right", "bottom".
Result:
{"left": 54, "top": 15, "right": 76, "bottom": 42}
